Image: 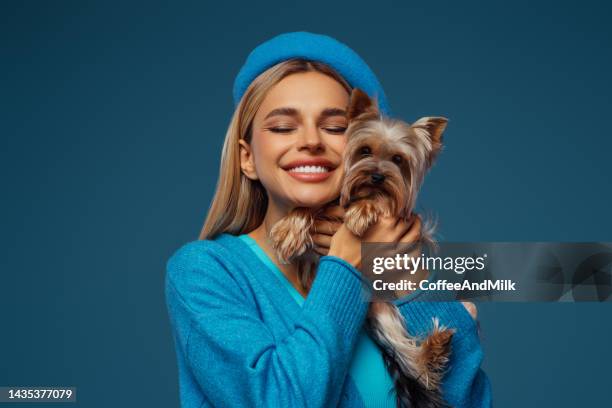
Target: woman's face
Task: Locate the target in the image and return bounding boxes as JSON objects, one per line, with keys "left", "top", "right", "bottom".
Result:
{"left": 240, "top": 71, "right": 350, "bottom": 211}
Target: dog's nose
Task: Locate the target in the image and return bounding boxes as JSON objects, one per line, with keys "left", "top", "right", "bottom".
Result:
{"left": 371, "top": 173, "right": 385, "bottom": 184}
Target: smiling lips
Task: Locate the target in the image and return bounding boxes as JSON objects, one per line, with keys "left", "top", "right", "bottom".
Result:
{"left": 283, "top": 159, "right": 336, "bottom": 182}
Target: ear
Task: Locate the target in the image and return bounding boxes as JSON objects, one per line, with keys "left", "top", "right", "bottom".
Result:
{"left": 239, "top": 139, "right": 258, "bottom": 180}
{"left": 347, "top": 88, "right": 380, "bottom": 121}
{"left": 411, "top": 116, "right": 448, "bottom": 164}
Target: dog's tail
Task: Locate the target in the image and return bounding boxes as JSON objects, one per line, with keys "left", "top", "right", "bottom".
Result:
{"left": 366, "top": 303, "right": 450, "bottom": 408}
{"left": 380, "top": 344, "right": 449, "bottom": 408}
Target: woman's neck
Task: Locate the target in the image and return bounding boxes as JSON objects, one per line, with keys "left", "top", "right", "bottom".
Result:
{"left": 247, "top": 203, "right": 309, "bottom": 298}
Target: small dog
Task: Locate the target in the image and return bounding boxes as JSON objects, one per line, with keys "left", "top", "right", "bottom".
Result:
{"left": 270, "top": 88, "right": 452, "bottom": 408}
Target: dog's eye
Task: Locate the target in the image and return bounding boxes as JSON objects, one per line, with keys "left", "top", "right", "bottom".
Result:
{"left": 392, "top": 155, "right": 403, "bottom": 165}
{"left": 360, "top": 146, "right": 372, "bottom": 156}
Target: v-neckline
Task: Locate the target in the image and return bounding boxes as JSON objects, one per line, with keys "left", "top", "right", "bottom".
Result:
{"left": 236, "top": 233, "right": 306, "bottom": 306}
{"left": 216, "top": 233, "right": 375, "bottom": 408}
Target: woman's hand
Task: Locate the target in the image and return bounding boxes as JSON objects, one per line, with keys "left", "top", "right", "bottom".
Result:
{"left": 312, "top": 205, "right": 345, "bottom": 256}
{"left": 318, "top": 209, "right": 479, "bottom": 319}
{"left": 328, "top": 213, "right": 422, "bottom": 269}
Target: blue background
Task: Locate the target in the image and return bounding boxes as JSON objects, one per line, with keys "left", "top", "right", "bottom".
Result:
{"left": 1, "top": 1, "right": 610, "bottom": 406}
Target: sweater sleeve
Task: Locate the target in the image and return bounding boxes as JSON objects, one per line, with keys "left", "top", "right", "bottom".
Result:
{"left": 394, "top": 297, "right": 493, "bottom": 408}
{"left": 165, "top": 241, "right": 369, "bottom": 408}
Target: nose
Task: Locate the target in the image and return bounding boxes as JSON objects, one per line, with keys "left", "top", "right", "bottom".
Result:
{"left": 371, "top": 173, "right": 385, "bottom": 184}
{"left": 297, "top": 124, "right": 324, "bottom": 152}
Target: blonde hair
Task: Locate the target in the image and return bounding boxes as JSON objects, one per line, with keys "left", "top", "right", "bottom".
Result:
{"left": 199, "top": 58, "right": 351, "bottom": 240}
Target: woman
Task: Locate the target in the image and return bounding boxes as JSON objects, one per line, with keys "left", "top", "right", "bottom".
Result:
{"left": 165, "top": 31, "right": 492, "bottom": 408}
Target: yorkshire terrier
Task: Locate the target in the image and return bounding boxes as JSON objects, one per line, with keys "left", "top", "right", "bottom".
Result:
{"left": 269, "top": 88, "right": 452, "bottom": 408}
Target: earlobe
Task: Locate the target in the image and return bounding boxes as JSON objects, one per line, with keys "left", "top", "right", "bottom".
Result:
{"left": 238, "top": 139, "right": 259, "bottom": 180}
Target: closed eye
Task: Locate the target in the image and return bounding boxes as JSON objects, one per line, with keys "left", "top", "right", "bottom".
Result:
{"left": 268, "top": 127, "right": 296, "bottom": 134}
{"left": 324, "top": 127, "right": 347, "bottom": 134}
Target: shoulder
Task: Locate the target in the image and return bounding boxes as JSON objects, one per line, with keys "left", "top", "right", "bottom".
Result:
{"left": 167, "top": 239, "right": 221, "bottom": 271}
{"left": 165, "top": 234, "right": 246, "bottom": 293}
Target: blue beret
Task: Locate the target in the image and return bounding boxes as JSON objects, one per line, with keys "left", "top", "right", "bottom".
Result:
{"left": 232, "top": 31, "right": 392, "bottom": 116}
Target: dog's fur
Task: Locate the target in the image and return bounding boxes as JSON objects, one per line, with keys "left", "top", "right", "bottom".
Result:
{"left": 270, "top": 88, "right": 452, "bottom": 408}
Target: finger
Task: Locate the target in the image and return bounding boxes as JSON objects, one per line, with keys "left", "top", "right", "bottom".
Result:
{"left": 312, "top": 233, "right": 331, "bottom": 248}
{"left": 404, "top": 242, "right": 422, "bottom": 258}
{"left": 313, "top": 245, "right": 329, "bottom": 256}
{"left": 377, "top": 215, "right": 397, "bottom": 228}
{"left": 322, "top": 205, "right": 345, "bottom": 220}
{"left": 313, "top": 220, "right": 337, "bottom": 236}
{"left": 399, "top": 216, "right": 422, "bottom": 244}
{"left": 366, "top": 215, "right": 403, "bottom": 243}
{"left": 389, "top": 216, "right": 416, "bottom": 241}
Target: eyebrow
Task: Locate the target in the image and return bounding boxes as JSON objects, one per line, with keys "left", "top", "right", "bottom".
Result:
{"left": 264, "top": 107, "right": 347, "bottom": 121}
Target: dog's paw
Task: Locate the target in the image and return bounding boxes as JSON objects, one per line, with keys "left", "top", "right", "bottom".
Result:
{"left": 270, "top": 212, "right": 314, "bottom": 264}
{"left": 345, "top": 202, "right": 378, "bottom": 236}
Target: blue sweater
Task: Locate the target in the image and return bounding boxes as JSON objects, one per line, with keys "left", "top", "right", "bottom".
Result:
{"left": 237, "top": 233, "right": 397, "bottom": 407}
{"left": 165, "top": 233, "right": 492, "bottom": 408}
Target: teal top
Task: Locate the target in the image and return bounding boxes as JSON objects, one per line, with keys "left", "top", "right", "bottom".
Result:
{"left": 238, "top": 234, "right": 396, "bottom": 408}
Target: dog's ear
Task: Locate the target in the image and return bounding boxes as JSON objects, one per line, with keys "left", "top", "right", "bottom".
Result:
{"left": 411, "top": 117, "right": 448, "bottom": 165}
{"left": 347, "top": 88, "right": 380, "bottom": 121}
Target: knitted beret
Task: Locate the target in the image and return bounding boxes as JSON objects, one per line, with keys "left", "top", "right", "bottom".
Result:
{"left": 232, "top": 31, "right": 392, "bottom": 116}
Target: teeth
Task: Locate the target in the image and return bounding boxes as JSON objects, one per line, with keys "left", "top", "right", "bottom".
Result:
{"left": 288, "top": 165, "right": 330, "bottom": 173}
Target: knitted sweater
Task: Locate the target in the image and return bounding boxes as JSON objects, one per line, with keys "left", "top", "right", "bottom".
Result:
{"left": 165, "top": 233, "right": 492, "bottom": 408}
{"left": 237, "top": 233, "right": 397, "bottom": 407}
